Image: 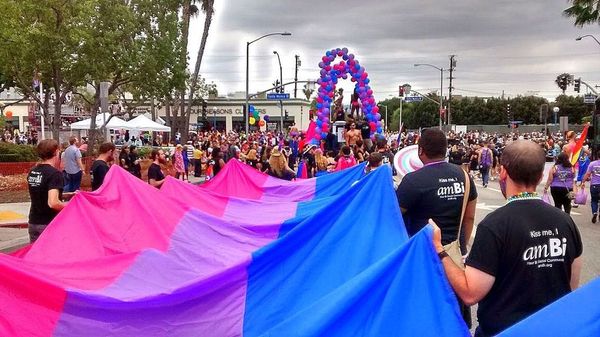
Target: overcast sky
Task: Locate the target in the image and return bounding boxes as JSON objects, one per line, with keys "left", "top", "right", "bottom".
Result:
{"left": 187, "top": 0, "right": 600, "bottom": 101}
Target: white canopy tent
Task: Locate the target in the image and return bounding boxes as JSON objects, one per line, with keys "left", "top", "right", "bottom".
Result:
{"left": 69, "top": 113, "right": 130, "bottom": 130}
{"left": 143, "top": 113, "right": 166, "bottom": 126}
{"left": 126, "top": 114, "right": 170, "bottom": 132}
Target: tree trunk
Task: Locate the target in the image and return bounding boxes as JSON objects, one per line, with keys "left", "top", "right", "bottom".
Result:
{"left": 185, "top": 3, "right": 214, "bottom": 142}
{"left": 179, "top": 1, "right": 191, "bottom": 143}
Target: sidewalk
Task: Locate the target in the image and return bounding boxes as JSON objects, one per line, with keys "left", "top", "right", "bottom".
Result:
{"left": 0, "top": 202, "right": 29, "bottom": 253}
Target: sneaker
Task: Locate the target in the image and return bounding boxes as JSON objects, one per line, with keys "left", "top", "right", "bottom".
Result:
{"left": 593, "top": 213, "right": 597, "bottom": 223}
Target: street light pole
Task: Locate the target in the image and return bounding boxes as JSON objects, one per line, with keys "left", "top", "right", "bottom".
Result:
{"left": 414, "top": 63, "right": 444, "bottom": 130}
{"left": 213, "top": 107, "right": 217, "bottom": 130}
{"left": 576, "top": 34, "right": 600, "bottom": 46}
{"left": 273, "top": 50, "right": 284, "bottom": 133}
{"left": 378, "top": 104, "right": 388, "bottom": 132}
{"left": 399, "top": 84, "right": 411, "bottom": 133}
{"left": 245, "top": 32, "right": 292, "bottom": 136}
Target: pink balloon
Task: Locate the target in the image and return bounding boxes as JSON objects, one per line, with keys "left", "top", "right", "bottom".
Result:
{"left": 373, "top": 106, "right": 379, "bottom": 113}
{"left": 322, "top": 56, "right": 329, "bottom": 63}
{"left": 369, "top": 122, "right": 376, "bottom": 131}
{"left": 325, "top": 65, "right": 332, "bottom": 71}
{"left": 367, "top": 89, "right": 373, "bottom": 95}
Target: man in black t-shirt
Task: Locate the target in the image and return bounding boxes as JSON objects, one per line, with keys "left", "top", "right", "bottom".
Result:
{"left": 431, "top": 140, "right": 583, "bottom": 337}
{"left": 359, "top": 117, "right": 373, "bottom": 152}
{"left": 397, "top": 128, "right": 477, "bottom": 327}
{"left": 91, "top": 142, "right": 115, "bottom": 191}
{"left": 148, "top": 149, "right": 167, "bottom": 188}
{"left": 397, "top": 129, "right": 477, "bottom": 245}
{"left": 27, "top": 139, "right": 66, "bottom": 242}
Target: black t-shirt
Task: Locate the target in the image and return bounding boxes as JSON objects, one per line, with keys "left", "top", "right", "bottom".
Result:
{"left": 27, "top": 164, "right": 64, "bottom": 225}
{"left": 396, "top": 162, "right": 477, "bottom": 243}
{"left": 91, "top": 160, "right": 110, "bottom": 191}
{"left": 129, "top": 153, "right": 141, "bottom": 175}
{"left": 147, "top": 163, "right": 165, "bottom": 184}
{"left": 360, "top": 123, "right": 371, "bottom": 139}
{"left": 467, "top": 199, "right": 583, "bottom": 336}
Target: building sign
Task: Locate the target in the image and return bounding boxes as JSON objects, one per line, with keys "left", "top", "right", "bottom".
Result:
{"left": 189, "top": 107, "right": 267, "bottom": 115}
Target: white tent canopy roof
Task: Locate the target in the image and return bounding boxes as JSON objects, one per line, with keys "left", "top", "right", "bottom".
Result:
{"left": 126, "top": 114, "right": 170, "bottom": 132}
{"left": 143, "top": 112, "right": 166, "bottom": 125}
{"left": 69, "top": 113, "right": 129, "bottom": 130}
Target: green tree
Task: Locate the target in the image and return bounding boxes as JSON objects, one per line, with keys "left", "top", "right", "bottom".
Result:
{"left": 564, "top": 0, "right": 600, "bottom": 26}
{"left": 555, "top": 95, "right": 591, "bottom": 124}
{"left": 402, "top": 94, "right": 439, "bottom": 129}
{"left": 0, "top": 0, "right": 96, "bottom": 139}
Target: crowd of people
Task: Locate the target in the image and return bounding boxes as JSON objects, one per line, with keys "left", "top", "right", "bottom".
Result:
{"left": 23, "top": 123, "right": 590, "bottom": 336}
{"left": 2, "top": 128, "right": 38, "bottom": 145}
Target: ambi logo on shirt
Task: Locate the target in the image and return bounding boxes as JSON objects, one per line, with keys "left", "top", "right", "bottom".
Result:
{"left": 437, "top": 179, "right": 465, "bottom": 198}
{"left": 523, "top": 238, "right": 567, "bottom": 264}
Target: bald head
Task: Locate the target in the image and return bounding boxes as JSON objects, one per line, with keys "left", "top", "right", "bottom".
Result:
{"left": 501, "top": 140, "right": 545, "bottom": 187}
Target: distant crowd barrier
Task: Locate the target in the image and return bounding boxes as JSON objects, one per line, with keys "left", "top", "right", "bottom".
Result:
{"left": 0, "top": 157, "right": 94, "bottom": 176}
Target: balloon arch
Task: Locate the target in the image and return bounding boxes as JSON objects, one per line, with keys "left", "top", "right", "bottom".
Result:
{"left": 314, "top": 47, "right": 382, "bottom": 142}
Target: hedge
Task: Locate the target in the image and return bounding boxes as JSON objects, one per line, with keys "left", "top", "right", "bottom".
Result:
{"left": 0, "top": 143, "right": 38, "bottom": 162}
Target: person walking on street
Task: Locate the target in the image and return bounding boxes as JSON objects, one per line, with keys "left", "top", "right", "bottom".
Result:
{"left": 479, "top": 140, "right": 493, "bottom": 187}
{"left": 544, "top": 152, "right": 576, "bottom": 214}
{"left": 581, "top": 152, "right": 600, "bottom": 223}
{"left": 396, "top": 128, "right": 478, "bottom": 327}
{"left": 432, "top": 140, "right": 582, "bottom": 337}
{"left": 90, "top": 142, "right": 115, "bottom": 191}
{"left": 63, "top": 136, "right": 85, "bottom": 192}
{"left": 193, "top": 145, "right": 203, "bottom": 177}
{"left": 148, "top": 149, "right": 167, "bottom": 188}
{"left": 27, "top": 139, "right": 67, "bottom": 242}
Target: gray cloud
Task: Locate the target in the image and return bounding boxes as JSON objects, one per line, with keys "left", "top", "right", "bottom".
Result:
{"left": 187, "top": 0, "right": 600, "bottom": 101}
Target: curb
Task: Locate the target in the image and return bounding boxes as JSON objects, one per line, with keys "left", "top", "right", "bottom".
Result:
{"left": 0, "top": 234, "right": 29, "bottom": 253}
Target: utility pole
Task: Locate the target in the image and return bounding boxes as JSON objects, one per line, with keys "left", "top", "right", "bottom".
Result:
{"left": 294, "top": 55, "right": 300, "bottom": 99}
{"left": 448, "top": 55, "right": 456, "bottom": 126}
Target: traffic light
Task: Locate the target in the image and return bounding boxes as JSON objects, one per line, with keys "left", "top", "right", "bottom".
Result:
{"left": 574, "top": 78, "right": 581, "bottom": 93}
{"left": 399, "top": 86, "right": 405, "bottom": 97}
{"left": 284, "top": 110, "right": 289, "bottom": 120}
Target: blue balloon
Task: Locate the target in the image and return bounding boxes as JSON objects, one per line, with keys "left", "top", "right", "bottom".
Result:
{"left": 364, "top": 78, "right": 370, "bottom": 84}
{"left": 377, "top": 127, "right": 383, "bottom": 133}
{"left": 316, "top": 120, "right": 323, "bottom": 127}
{"left": 316, "top": 103, "right": 323, "bottom": 109}
{"left": 322, "top": 132, "right": 328, "bottom": 138}
{"left": 342, "top": 47, "right": 349, "bottom": 54}
{"left": 342, "top": 54, "right": 348, "bottom": 61}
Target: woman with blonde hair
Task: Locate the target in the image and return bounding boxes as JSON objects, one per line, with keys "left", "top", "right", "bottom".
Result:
{"left": 246, "top": 149, "right": 259, "bottom": 169}
{"left": 267, "top": 148, "right": 296, "bottom": 180}
{"left": 314, "top": 148, "right": 329, "bottom": 176}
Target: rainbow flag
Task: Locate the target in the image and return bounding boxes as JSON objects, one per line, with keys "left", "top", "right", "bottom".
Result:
{"left": 571, "top": 124, "right": 589, "bottom": 166}
{"left": 0, "top": 161, "right": 474, "bottom": 336}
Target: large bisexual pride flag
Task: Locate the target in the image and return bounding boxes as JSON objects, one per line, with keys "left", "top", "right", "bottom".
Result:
{"left": 0, "top": 162, "right": 470, "bottom": 336}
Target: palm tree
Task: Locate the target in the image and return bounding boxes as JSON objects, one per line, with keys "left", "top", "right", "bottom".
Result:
{"left": 564, "top": 0, "right": 600, "bottom": 26}
{"left": 186, "top": 0, "right": 215, "bottom": 125}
